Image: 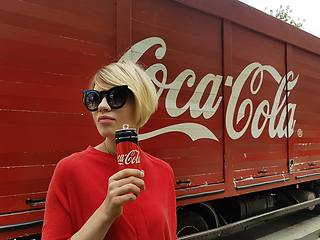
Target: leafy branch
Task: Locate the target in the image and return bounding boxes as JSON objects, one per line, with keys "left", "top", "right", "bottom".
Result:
{"left": 264, "top": 5, "right": 305, "bottom": 29}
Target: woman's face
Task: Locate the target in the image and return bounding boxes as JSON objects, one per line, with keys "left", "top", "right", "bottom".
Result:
{"left": 91, "top": 84, "right": 137, "bottom": 138}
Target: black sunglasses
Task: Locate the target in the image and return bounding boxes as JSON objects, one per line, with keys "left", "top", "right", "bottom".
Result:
{"left": 83, "top": 85, "right": 130, "bottom": 111}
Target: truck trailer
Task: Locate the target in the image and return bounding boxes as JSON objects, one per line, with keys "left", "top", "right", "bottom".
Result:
{"left": 1, "top": 0, "right": 320, "bottom": 239}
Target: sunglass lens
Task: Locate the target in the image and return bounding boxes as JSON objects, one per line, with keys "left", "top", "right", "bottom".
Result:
{"left": 108, "top": 88, "right": 126, "bottom": 109}
{"left": 85, "top": 91, "right": 100, "bottom": 111}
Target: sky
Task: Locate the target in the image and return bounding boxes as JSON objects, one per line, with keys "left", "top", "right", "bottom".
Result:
{"left": 238, "top": 0, "right": 320, "bottom": 39}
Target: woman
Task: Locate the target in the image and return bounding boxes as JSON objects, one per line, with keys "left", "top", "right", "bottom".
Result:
{"left": 42, "top": 60, "right": 177, "bottom": 240}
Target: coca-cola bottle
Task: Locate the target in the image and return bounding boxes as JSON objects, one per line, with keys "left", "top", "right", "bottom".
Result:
{"left": 115, "top": 124, "right": 141, "bottom": 170}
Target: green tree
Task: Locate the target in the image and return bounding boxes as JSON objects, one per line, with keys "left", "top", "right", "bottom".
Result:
{"left": 264, "top": 5, "right": 305, "bottom": 29}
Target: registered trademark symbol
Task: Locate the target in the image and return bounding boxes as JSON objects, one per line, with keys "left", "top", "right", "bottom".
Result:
{"left": 297, "top": 129, "right": 303, "bottom": 138}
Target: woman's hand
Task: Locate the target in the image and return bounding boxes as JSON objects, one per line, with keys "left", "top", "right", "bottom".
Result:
{"left": 71, "top": 169, "right": 145, "bottom": 240}
{"left": 103, "top": 168, "right": 145, "bottom": 221}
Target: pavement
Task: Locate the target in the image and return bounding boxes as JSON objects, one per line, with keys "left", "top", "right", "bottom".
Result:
{"left": 217, "top": 209, "right": 320, "bottom": 240}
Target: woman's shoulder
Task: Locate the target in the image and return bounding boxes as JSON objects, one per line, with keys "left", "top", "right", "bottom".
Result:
{"left": 55, "top": 146, "right": 103, "bottom": 173}
{"left": 57, "top": 147, "right": 90, "bottom": 165}
{"left": 142, "top": 151, "right": 173, "bottom": 174}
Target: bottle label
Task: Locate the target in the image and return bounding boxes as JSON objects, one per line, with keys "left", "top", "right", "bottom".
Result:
{"left": 117, "top": 141, "right": 141, "bottom": 170}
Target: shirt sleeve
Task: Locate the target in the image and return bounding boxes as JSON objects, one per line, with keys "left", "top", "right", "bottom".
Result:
{"left": 42, "top": 158, "right": 74, "bottom": 240}
{"left": 169, "top": 166, "right": 178, "bottom": 240}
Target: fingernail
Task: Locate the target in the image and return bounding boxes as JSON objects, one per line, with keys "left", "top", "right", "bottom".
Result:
{"left": 141, "top": 170, "right": 145, "bottom": 177}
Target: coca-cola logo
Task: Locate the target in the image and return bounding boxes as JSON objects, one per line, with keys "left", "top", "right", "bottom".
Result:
{"left": 119, "top": 37, "right": 299, "bottom": 141}
{"left": 117, "top": 150, "right": 140, "bottom": 165}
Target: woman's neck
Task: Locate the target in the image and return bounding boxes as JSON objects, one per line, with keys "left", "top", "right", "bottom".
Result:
{"left": 104, "top": 137, "right": 117, "bottom": 155}
{"left": 95, "top": 137, "right": 117, "bottom": 155}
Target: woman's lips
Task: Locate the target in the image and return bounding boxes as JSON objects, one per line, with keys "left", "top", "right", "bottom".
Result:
{"left": 98, "top": 115, "right": 114, "bottom": 124}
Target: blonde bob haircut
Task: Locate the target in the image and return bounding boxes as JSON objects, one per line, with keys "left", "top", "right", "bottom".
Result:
{"left": 89, "top": 60, "right": 158, "bottom": 128}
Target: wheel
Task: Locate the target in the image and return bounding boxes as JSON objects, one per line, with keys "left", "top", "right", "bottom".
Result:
{"left": 177, "top": 211, "right": 209, "bottom": 237}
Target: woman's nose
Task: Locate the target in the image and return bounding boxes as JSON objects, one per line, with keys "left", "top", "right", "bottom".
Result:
{"left": 98, "top": 97, "right": 112, "bottom": 112}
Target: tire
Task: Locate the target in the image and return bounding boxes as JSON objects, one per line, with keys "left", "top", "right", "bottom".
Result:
{"left": 177, "top": 211, "right": 209, "bottom": 237}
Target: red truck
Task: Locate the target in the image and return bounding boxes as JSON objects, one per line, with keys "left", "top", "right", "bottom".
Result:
{"left": 1, "top": 0, "right": 320, "bottom": 239}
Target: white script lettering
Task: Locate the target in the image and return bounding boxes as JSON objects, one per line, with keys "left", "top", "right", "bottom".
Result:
{"left": 120, "top": 37, "right": 299, "bottom": 141}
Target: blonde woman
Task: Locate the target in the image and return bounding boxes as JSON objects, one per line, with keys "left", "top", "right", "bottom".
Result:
{"left": 42, "top": 60, "right": 177, "bottom": 240}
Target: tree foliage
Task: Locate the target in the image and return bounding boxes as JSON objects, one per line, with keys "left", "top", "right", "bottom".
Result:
{"left": 264, "top": 5, "right": 305, "bottom": 29}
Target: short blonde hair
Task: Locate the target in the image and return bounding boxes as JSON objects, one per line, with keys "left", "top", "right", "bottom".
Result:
{"left": 89, "top": 60, "right": 158, "bottom": 128}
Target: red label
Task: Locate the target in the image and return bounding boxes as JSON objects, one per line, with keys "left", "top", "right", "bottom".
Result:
{"left": 116, "top": 142, "right": 141, "bottom": 170}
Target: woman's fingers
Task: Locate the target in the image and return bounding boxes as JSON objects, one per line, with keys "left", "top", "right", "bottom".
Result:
{"left": 108, "top": 169, "right": 145, "bottom": 198}
{"left": 111, "top": 175, "right": 145, "bottom": 190}
{"left": 111, "top": 168, "right": 144, "bottom": 181}
{"left": 109, "top": 169, "right": 145, "bottom": 191}
{"left": 103, "top": 169, "right": 146, "bottom": 220}
{"left": 109, "top": 181, "right": 142, "bottom": 198}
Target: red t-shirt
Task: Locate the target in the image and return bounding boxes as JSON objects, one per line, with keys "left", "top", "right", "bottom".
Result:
{"left": 42, "top": 146, "right": 177, "bottom": 240}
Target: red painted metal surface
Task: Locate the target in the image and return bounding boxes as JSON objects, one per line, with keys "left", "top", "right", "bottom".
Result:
{"left": 1, "top": 0, "right": 320, "bottom": 238}
{"left": 0, "top": 209, "right": 44, "bottom": 239}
